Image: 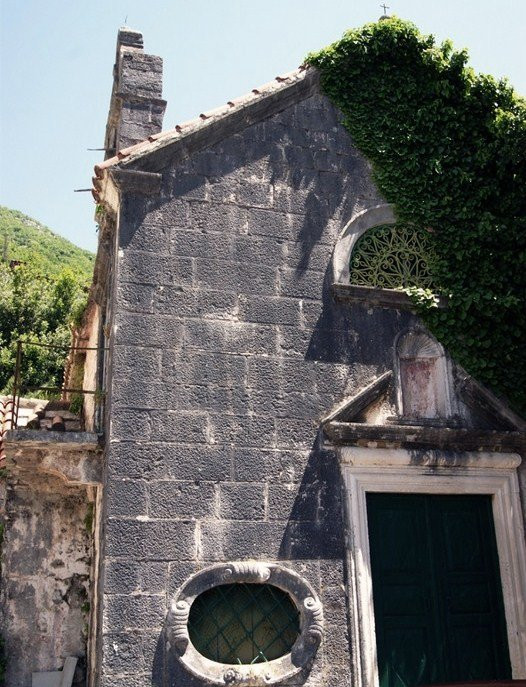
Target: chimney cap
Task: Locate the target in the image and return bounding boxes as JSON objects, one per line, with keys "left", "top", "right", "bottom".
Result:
{"left": 117, "top": 27, "right": 144, "bottom": 50}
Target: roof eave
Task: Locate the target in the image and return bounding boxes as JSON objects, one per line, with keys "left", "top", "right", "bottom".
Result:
{"left": 92, "top": 66, "right": 320, "bottom": 204}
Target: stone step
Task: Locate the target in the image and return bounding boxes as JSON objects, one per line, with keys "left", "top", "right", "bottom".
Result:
{"left": 44, "top": 410, "right": 79, "bottom": 421}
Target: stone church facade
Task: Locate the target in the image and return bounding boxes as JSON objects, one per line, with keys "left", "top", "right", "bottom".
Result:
{"left": 2, "top": 26, "right": 526, "bottom": 687}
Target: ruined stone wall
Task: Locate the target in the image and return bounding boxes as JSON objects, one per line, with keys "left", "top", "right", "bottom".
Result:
{"left": 0, "top": 469, "right": 94, "bottom": 686}
{"left": 101, "top": 92, "right": 419, "bottom": 686}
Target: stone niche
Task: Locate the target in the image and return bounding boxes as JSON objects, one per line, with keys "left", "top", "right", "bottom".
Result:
{"left": 396, "top": 329, "right": 452, "bottom": 421}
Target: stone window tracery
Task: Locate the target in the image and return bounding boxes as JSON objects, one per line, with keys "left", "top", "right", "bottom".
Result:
{"left": 349, "top": 223, "right": 435, "bottom": 290}
{"left": 331, "top": 205, "right": 447, "bottom": 310}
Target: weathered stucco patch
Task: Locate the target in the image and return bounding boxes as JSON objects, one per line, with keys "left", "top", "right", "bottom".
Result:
{"left": 0, "top": 467, "right": 95, "bottom": 687}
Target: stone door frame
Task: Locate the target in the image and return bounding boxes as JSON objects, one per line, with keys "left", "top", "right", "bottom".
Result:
{"left": 338, "top": 447, "right": 526, "bottom": 687}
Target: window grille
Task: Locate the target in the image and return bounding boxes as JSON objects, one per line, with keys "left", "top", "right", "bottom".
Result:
{"left": 188, "top": 583, "right": 300, "bottom": 665}
{"left": 349, "top": 224, "right": 435, "bottom": 289}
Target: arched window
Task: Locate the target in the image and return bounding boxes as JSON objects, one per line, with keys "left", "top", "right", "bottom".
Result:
{"left": 332, "top": 204, "right": 395, "bottom": 285}
{"left": 331, "top": 206, "right": 441, "bottom": 310}
{"left": 396, "top": 330, "right": 450, "bottom": 419}
{"left": 349, "top": 223, "right": 435, "bottom": 290}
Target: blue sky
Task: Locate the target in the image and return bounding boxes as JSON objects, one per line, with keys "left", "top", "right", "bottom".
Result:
{"left": 1, "top": 0, "right": 525, "bottom": 253}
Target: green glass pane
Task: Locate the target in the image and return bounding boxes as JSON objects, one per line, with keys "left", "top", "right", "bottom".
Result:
{"left": 349, "top": 224, "right": 436, "bottom": 289}
{"left": 188, "top": 583, "right": 300, "bottom": 664}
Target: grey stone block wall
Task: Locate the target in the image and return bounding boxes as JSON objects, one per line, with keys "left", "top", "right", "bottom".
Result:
{"left": 101, "top": 91, "right": 417, "bottom": 685}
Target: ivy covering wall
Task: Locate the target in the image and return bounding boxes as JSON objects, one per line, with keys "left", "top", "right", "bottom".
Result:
{"left": 307, "top": 17, "right": 526, "bottom": 414}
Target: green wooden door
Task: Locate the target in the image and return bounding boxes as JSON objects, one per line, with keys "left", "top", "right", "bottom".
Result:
{"left": 366, "top": 493, "right": 511, "bottom": 687}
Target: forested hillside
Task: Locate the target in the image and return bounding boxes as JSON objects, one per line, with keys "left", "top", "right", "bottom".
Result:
{"left": 0, "top": 207, "right": 94, "bottom": 396}
{"left": 0, "top": 207, "right": 94, "bottom": 278}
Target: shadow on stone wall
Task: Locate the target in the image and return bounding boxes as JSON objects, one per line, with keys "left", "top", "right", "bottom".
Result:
{"left": 278, "top": 437, "right": 344, "bottom": 561}
{"left": 118, "top": 97, "right": 414, "bottom": 686}
{"left": 305, "top": 265, "right": 415, "bottom": 367}
{"left": 118, "top": 96, "right": 375, "bottom": 264}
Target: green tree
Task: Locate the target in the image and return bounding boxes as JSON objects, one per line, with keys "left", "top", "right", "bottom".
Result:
{"left": 0, "top": 258, "right": 89, "bottom": 396}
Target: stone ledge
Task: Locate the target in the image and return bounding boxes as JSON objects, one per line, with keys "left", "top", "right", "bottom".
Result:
{"left": 5, "top": 429, "right": 100, "bottom": 451}
{"left": 331, "top": 283, "right": 448, "bottom": 310}
{"left": 3, "top": 430, "right": 102, "bottom": 485}
{"left": 115, "top": 91, "right": 167, "bottom": 107}
{"left": 324, "top": 420, "right": 526, "bottom": 452}
{"left": 110, "top": 169, "right": 162, "bottom": 195}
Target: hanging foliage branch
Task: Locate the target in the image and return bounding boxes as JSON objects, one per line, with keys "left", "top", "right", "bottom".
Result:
{"left": 307, "top": 17, "right": 526, "bottom": 413}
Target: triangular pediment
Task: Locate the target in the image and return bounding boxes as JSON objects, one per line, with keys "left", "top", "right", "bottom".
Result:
{"left": 322, "top": 371, "right": 393, "bottom": 425}
{"left": 322, "top": 369, "right": 526, "bottom": 453}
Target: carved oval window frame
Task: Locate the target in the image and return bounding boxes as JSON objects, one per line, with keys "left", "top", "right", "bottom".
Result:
{"left": 166, "top": 561, "right": 323, "bottom": 686}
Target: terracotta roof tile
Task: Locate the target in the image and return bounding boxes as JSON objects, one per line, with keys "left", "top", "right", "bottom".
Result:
{"left": 93, "top": 65, "right": 313, "bottom": 194}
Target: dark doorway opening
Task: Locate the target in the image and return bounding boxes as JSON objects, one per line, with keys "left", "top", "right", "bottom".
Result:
{"left": 366, "top": 493, "right": 511, "bottom": 687}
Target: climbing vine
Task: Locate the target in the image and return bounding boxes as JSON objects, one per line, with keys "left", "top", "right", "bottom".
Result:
{"left": 307, "top": 17, "right": 526, "bottom": 413}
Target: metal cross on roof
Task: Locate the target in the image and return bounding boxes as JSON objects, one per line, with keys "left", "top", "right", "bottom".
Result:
{"left": 381, "top": 3, "right": 390, "bottom": 15}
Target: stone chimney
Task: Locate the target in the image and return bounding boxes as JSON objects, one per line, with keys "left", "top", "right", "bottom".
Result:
{"left": 104, "top": 28, "right": 166, "bottom": 157}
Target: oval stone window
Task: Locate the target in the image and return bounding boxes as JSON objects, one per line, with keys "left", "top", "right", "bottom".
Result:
{"left": 188, "top": 583, "right": 300, "bottom": 664}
